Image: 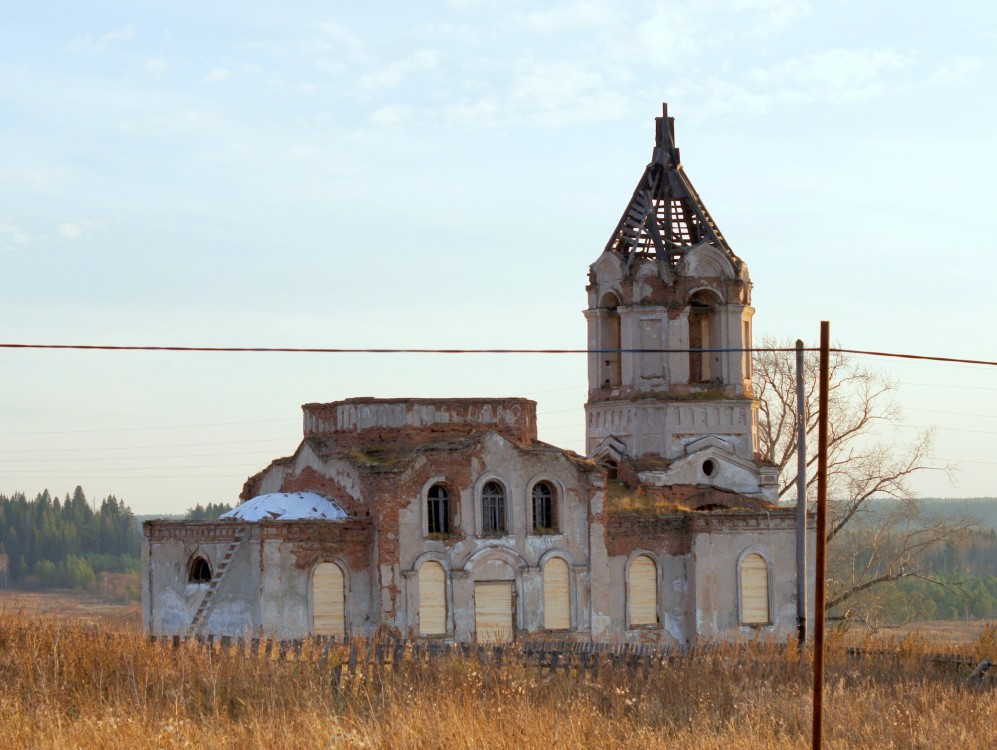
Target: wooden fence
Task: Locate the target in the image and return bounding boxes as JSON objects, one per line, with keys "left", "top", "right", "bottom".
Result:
{"left": 147, "top": 633, "right": 992, "bottom": 686}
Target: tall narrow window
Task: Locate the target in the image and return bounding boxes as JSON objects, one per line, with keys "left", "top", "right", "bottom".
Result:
{"left": 742, "top": 320, "right": 752, "bottom": 380}
{"left": 600, "top": 293, "right": 621, "bottom": 388}
{"left": 688, "top": 302, "right": 708, "bottom": 382}
{"left": 740, "top": 553, "right": 770, "bottom": 625}
{"left": 532, "top": 482, "right": 556, "bottom": 533}
{"left": 312, "top": 562, "right": 346, "bottom": 637}
{"left": 688, "top": 290, "right": 723, "bottom": 384}
{"left": 427, "top": 484, "right": 450, "bottom": 535}
{"left": 481, "top": 481, "right": 506, "bottom": 535}
{"left": 418, "top": 561, "right": 447, "bottom": 636}
{"left": 629, "top": 554, "right": 658, "bottom": 627}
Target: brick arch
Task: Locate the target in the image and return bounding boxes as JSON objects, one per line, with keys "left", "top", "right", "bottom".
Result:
{"left": 279, "top": 466, "right": 363, "bottom": 515}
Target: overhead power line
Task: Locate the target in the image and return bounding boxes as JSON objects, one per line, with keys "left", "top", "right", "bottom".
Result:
{"left": 1, "top": 342, "right": 995, "bottom": 366}
{"left": 0, "top": 418, "right": 298, "bottom": 437}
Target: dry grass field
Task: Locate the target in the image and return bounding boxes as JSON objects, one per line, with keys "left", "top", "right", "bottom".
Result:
{"left": 0, "top": 607, "right": 995, "bottom": 749}
{"left": 0, "top": 589, "right": 141, "bottom": 629}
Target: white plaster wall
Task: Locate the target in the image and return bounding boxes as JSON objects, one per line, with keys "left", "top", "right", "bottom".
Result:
{"left": 691, "top": 521, "right": 814, "bottom": 643}
{"left": 258, "top": 539, "right": 375, "bottom": 639}
{"left": 145, "top": 535, "right": 261, "bottom": 637}
{"left": 600, "top": 550, "right": 691, "bottom": 646}
{"left": 395, "top": 433, "right": 596, "bottom": 641}
{"left": 585, "top": 399, "right": 757, "bottom": 461}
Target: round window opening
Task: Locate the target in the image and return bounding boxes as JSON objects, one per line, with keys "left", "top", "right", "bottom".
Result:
{"left": 702, "top": 459, "right": 717, "bottom": 478}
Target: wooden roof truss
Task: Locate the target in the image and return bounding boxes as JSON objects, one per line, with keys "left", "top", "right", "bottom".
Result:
{"left": 605, "top": 104, "right": 739, "bottom": 274}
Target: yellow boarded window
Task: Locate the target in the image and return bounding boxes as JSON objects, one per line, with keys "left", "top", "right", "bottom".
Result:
{"left": 543, "top": 557, "right": 570, "bottom": 630}
{"left": 419, "top": 561, "right": 447, "bottom": 636}
{"left": 474, "top": 581, "right": 514, "bottom": 643}
{"left": 312, "top": 563, "right": 346, "bottom": 637}
{"left": 740, "top": 553, "right": 769, "bottom": 624}
{"left": 629, "top": 554, "right": 658, "bottom": 626}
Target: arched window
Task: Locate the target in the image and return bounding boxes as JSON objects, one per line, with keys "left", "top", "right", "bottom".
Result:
{"left": 687, "top": 290, "right": 723, "bottom": 384}
{"left": 427, "top": 484, "right": 450, "bottom": 535}
{"left": 481, "top": 481, "right": 506, "bottom": 535}
{"left": 312, "top": 562, "right": 346, "bottom": 637}
{"left": 531, "top": 482, "right": 556, "bottom": 533}
{"left": 543, "top": 557, "right": 570, "bottom": 630}
{"left": 739, "top": 553, "right": 770, "bottom": 625}
{"left": 628, "top": 554, "right": 658, "bottom": 627}
{"left": 188, "top": 556, "right": 211, "bottom": 584}
{"left": 418, "top": 561, "right": 447, "bottom": 636}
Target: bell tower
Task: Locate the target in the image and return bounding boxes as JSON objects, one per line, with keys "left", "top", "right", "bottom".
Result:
{"left": 585, "top": 104, "right": 777, "bottom": 502}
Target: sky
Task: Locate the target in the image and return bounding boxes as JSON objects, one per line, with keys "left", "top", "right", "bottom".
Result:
{"left": 1, "top": 0, "right": 995, "bottom": 514}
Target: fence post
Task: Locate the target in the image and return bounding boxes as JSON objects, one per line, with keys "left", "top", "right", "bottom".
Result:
{"left": 348, "top": 642, "right": 358, "bottom": 675}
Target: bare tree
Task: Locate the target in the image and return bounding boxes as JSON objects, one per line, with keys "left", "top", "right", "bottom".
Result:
{"left": 753, "top": 338, "right": 969, "bottom": 616}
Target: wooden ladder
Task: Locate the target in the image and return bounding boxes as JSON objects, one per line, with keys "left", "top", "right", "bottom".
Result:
{"left": 188, "top": 526, "right": 248, "bottom": 636}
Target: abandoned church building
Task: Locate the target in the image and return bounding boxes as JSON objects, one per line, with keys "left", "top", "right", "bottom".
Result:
{"left": 143, "top": 104, "right": 814, "bottom": 646}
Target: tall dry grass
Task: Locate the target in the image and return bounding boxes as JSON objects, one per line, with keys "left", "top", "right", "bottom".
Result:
{"left": 0, "top": 612, "right": 994, "bottom": 749}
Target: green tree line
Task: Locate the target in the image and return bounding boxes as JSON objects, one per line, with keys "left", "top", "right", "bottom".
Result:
{"left": 0, "top": 486, "right": 140, "bottom": 589}
{"left": 832, "top": 528, "right": 997, "bottom": 625}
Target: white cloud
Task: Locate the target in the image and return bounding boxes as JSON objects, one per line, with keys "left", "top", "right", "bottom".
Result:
{"left": 67, "top": 25, "right": 136, "bottom": 52}
{"left": 58, "top": 223, "right": 82, "bottom": 240}
{"left": 439, "top": 96, "right": 501, "bottom": 124}
{"left": 444, "top": 0, "right": 499, "bottom": 9}
{"left": 928, "top": 57, "right": 980, "bottom": 85}
{"left": 730, "top": 0, "right": 811, "bottom": 35}
{"left": 748, "top": 48, "right": 912, "bottom": 103}
{"left": 634, "top": 6, "right": 702, "bottom": 67}
{"left": 509, "top": 61, "right": 629, "bottom": 126}
{"left": 299, "top": 22, "right": 367, "bottom": 65}
{"left": 144, "top": 58, "right": 169, "bottom": 75}
{"left": 521, "top": 1, "right": 619, "bottom": 33}
{"left": 370, "top": 105, "right": 413, "bottom": 127}
{"left": 359, "top": 50, "right": 441, "bottom": 91}
{"left": 0, "top": 221, "right": 33, "bottom": 246}
{"left": 58, "top": 220, "right": 104, "bottom": 241}
{"left": 204, "top": 67, "right": 233, "bottom": 84}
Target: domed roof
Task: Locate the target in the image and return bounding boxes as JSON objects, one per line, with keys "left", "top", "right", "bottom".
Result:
{"left": 220, "top": 492, "right": 346, "bottom": 521}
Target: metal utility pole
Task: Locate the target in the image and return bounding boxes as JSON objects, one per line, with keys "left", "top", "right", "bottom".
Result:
{"left": 795, "top": 339, "right": 807, "bottom": 648}
{"left": 811, "top": 322, "right": 830, "bottom": 750}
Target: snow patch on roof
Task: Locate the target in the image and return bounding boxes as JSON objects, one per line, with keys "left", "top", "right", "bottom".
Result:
{"left": 220, "top": 492, "right": 346, "bottom": 521}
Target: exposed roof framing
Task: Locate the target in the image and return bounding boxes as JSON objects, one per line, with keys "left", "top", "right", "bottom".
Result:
{"left": 605, "top": 103, "right": 740, "bottom": 271}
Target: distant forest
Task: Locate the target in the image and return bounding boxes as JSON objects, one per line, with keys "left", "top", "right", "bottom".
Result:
{"left": 0, "top": 488, "right": 231, "bottom": 593}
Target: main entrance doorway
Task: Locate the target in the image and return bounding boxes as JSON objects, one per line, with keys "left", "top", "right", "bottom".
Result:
{"left": 473, "top": 581, "right": 514, "bottom": 643}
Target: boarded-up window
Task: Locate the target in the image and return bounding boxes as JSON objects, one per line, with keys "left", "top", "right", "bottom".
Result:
{"left": 312, "top": 562, "right": 346, "bottom": 637}
{"left": 543, "top": 557, "right": 570, "bottom": 630}
{"left": 740, "top": 553, "right": 769, "bottom": 624}
{"left": 419, "top": 561, "right": 447, "bottom": 636}
{"left": 629, "top": 554, "right": 658, "bottom": 626}
{"left": 474, "top": 581, "right": 514, "bottom": 643}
